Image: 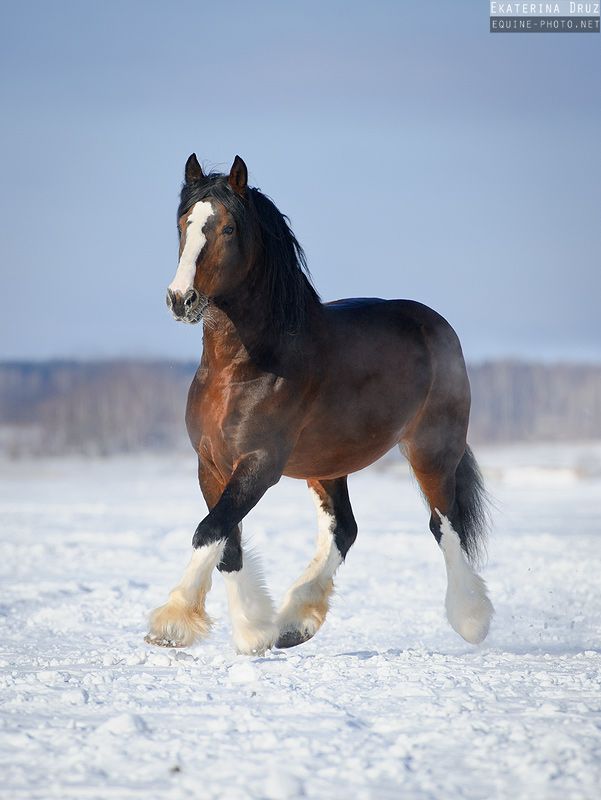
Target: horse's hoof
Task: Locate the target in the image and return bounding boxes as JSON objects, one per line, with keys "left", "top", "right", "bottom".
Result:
{"left": 144, "top": 634, "right": 185, "bottom": 649}
{"left": 275, "top": 629, "right": 313, "bottom": 649}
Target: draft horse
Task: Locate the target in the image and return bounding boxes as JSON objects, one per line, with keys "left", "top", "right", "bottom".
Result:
{"left": 146, "top": 154, "right": 494, "bottom": 654}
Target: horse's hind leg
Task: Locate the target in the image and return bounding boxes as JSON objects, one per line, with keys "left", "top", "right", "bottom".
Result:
{"left": 275, "top": 477, "right": 357, "bottom": 649}
{"left": 406, "top": 439, "right": 494, "bottom": 644}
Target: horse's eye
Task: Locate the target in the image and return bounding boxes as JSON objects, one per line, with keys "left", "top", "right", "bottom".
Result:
{"left": 222, "top": 225, "right": 234, "bottom": 235}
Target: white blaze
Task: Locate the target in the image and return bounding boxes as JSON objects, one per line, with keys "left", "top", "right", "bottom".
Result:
{"left": 168, "top": 201, "right": 214, "bottom": 295}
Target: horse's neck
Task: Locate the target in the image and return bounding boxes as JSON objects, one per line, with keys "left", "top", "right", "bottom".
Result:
{"left": 200, "top": 307, "right": 256, "bottom": 366}
{"left": 202, "top": 291, "right": 320, "bottom": 376}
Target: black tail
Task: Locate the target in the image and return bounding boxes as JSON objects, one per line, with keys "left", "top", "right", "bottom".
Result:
{"left": 454, "top": 446, "right": 490, "bottom": 566}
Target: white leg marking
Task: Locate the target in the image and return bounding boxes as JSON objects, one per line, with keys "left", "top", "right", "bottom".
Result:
{"left": 168, "top": 200, "right": 214, "bottom": 295}
{"left": 436, "top": 509, "right": 494, "bottom": 644}
{"left": 146, "top": 541, "right": 225, "bottom": 647}
{"left": 222, "top": 546, "right": 277, "bottom": 656}
{"left": 276, "top": 488, "right": 343, "bottom": 642}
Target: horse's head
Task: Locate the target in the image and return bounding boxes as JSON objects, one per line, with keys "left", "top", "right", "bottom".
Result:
{"left": 166, "top": 154, "right": 251, "bottom": 323}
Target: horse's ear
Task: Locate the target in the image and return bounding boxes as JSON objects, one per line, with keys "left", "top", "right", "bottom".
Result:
{"left": 228, "top": 155, "right": 248, "bottom": 196}
{"left": 185, "top": 153, "right": 204, "bottom": 184}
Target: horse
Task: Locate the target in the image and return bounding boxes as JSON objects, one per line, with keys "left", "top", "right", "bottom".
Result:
{"left": 145, "top": 153, "right": 494, "bottom": 655}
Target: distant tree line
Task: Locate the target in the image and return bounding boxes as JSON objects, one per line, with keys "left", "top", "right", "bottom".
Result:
{"left": 0, "top": 361, "right": 194, "bottom": 457}
{"left": 0, "top": 359, "right": 600, "bottom": 457}
{"left": 468, "top": 361, "right": 601, "bottom": 443}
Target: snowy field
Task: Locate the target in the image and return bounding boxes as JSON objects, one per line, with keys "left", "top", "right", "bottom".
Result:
{"left": 1, "top": 443, "right": 600, "bottom": 800}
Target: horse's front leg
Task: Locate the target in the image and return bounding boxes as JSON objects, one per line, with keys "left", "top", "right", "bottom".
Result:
{"left": 145, "top": 452, "right": 282, "bottom": 651}
{"left": 218, "top": 523, "right": 278, "bottom": 656}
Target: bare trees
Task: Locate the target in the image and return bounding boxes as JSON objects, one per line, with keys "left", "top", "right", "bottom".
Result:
{"left": 1, "top": 360, "right": 600, "bottom": 456}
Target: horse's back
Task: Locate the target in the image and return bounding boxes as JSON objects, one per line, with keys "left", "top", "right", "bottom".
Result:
{"left": 322, "top": 297, "right": 466, "bottom": 379}
{"left": 325, "top": 296, "right": 459, "bottom": 337}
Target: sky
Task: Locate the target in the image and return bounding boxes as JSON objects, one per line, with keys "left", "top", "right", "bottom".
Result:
{"left": 0, "top": 0, "right": 599, "bottom": 363}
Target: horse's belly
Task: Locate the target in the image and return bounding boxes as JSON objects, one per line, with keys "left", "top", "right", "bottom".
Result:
{"left": 283, "top": 385, "right": 420, "bottom": 479}
{"left": 283, "top": 432, "right": 400, "bottom": 480}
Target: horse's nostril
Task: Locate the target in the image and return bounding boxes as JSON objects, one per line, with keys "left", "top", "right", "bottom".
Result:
{"left": 166, "top": 287, "right": 199, "bottom": 319}
{"left": 184, "top": 289, "right": 198, "bottom": 308}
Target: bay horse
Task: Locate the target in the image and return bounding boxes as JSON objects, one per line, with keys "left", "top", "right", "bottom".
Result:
{"left": 145, "top": 154, "right": 494, "bottom": 654}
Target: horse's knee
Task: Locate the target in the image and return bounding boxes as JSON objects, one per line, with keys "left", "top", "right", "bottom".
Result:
{"left": 192, "top": 519, "right": 223, "bottom": 549}
{"left": 217, "top": 535, "right": 242, "bottom": 572}
{"left": 193, "top": 520, "right": 242, "bottom": 572}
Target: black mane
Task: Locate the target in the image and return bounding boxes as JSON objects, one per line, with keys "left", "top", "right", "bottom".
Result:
{"left": 178, "top": 173, "right": 320, "bottom": 344}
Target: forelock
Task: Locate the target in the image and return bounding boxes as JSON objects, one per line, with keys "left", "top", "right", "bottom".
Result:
{"left": 178, "top": 174, "right": 245, "bottom": 225}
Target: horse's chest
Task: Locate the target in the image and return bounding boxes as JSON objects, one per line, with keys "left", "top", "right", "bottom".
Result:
{"left": 186, "top": 371, "right": 277, "bottom": 464}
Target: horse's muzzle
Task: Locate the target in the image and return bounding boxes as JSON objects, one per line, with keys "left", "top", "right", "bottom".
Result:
{"left": 166, "top": 288, "right": 205, "bottom": 324}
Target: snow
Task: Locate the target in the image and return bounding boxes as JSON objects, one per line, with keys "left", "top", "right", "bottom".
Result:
{"left": 1, "top": 443, "right": 600, "bottom": 799}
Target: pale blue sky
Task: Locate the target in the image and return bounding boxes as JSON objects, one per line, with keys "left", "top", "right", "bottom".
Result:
{"left": 1, "top": 0, "right": 599, "bottom": 362}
